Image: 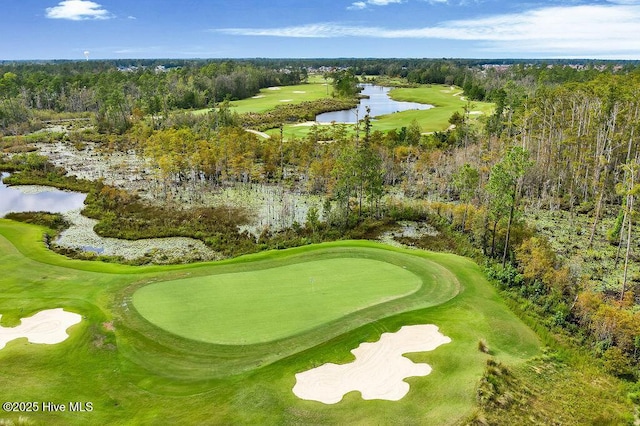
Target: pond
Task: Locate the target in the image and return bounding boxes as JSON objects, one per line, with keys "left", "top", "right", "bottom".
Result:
{"left": 316, "top": 84, "right": 433, "bottom": 124}
{"left": 0, "top": 173, "right": 220, "bottom": 262}
{"left": 0, "top": 172, "right": 87, "bottom": 217}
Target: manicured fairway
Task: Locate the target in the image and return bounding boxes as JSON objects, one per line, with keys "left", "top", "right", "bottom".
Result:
{"left": 377, "top": 85, "right": 494, "bottom": 132}
{"left": 133, "top": 258, "right": 422, "bottom": 344}
{"left": 231, "top": 83, "right": 331, "bottom": 114}
{"left": 193, "top": 81, "right": 332, "bottom": 115}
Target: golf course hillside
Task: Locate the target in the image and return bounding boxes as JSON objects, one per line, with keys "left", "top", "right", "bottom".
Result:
{"left": 0, "top": 219, "right": 541, "bottom": 424}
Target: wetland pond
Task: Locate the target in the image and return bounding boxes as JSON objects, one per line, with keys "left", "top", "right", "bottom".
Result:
{"left": 316, "top": 84, "right": 433, "bottom": 123}
{"left": 0, "top": 173, "right": 218, "bottom": 261}
{"left": 0, "top": 172, "right": 86, "bottom": 217}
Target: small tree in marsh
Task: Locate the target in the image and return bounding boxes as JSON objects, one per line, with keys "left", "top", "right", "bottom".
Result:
{"left": 305, "top": 205, "right": 321, "bottom": 234}
{"left": 487, "top": 146, "right": 532, "bottom": 267}
{"left": 452, "top": 163, "right": 480, "bottom": 231}
{"left": 616, "top": 159, "right": 640, "bottom": 300}
{"left": 332, "top": 143, "right": 358, "bottom": 227}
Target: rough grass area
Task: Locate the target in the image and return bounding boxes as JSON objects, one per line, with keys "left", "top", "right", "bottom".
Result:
{"left": 133, "top": 258, "right": 424, "bottom": 344}
{"left": 467, "top": 351, "right": 633, "bottom": 425}
{"left": 0, "top": 219, "right": 568, "bottom": 424}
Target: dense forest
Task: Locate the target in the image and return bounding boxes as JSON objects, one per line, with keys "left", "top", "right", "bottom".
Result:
{"left": 3, "top": 58, "right": 640, "bottom": 417}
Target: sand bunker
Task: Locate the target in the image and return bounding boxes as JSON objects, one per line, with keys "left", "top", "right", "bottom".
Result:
{"left": 293, "top": 324, "right": 451, "bottom": 404}
{"left": 280, "top": 99, "right": 293, "bottom": 102}
{"left": 267, "top": 87, "right": 281, "bottom": 90}
{"left": 0, "top": 308, "right": 82, "bottom": 350}
{"left": 245, "top": 129, "right": 271, "bottom": 139}
{"left": 292, "top": 90, "right": 306, "bottom": 94}
{"left": 293, "top": 121, "right": 333, "bottom": 127}
{"left": 251, "top": 95, "right": 265, "bottom": 99}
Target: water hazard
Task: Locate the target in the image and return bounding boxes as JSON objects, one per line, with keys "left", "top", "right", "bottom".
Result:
{"left": 0, "top": 172, "right": 86, "bottom": 217}
{"left": 316, "top": 84, "right": 432, "bottom": 124}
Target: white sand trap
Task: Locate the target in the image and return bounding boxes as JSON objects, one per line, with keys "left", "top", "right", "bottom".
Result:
{"left": 251, "top": 95, "right": 265, "bottom": 99}
{"left": 293, "top": 121, "right": 333, "bottom": 127}
{"left": 267, "top": 87, "right": 281, "bottom": 90}
{"left": 0, "top": 308, "right": 82, "bottom": 350}
{"left": 469, "top": 111, "right": 483, "bottom": 115}
{"left": 292, "top": 90, "right": 306, "bottom": 94}
{"left": 280, "top": 99, "right": 293, "bottom": 102}
{"left": 293, "top": 324, "right": 451, "bottom": 404}
{"left": 245, "top": 129, "right": 271, "bottom": 139}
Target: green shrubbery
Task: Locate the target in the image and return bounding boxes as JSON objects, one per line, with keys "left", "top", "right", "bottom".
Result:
{"left": 240, "top": 98, "right": 358, "bottom": 131}
{"left": 3, "top": 212, "right": 69, "bottom": 233}
{"left": 1, "top": 153, "right": 94, "bottom": 192}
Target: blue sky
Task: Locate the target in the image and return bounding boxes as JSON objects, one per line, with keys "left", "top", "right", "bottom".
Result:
{"left": 1, "top": 0, "right": 639, "bottom": 60}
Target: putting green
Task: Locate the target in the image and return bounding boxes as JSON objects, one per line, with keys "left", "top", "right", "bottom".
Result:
{"left": 132, "top": 258, "right": 422, "bottom": 344}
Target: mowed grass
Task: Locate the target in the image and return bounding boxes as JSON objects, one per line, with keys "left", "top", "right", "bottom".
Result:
{"left": 193, "top": 81, "right": 332, "bottom": 116}
{"left": 132, "top": 258, "right": 422, "bottom": 344}
{"left": 273, "top": 83, "right": 494, "bottom": 139}
{"left": 380, "top": 85, "right": 495, "bottom": 132}
{"left": 0, "top": 219, "right": 550, "bottom": 425}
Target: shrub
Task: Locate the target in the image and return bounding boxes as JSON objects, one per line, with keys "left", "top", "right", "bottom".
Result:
{"left": 476, "top": 359, "right": 523, "bottom": 409}
{"left": 602, "top": 346, "right": 636, "bottom": 380}
{"left": 4, "top": 212, "right": 69, "bottom": 233}
{"left": 478, "top": 339, "right": 490, "bottom": 354}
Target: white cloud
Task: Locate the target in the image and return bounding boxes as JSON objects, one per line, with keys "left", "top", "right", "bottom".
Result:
{"left": 368, "top": 0, "right": 404, "bottom": 5}
{"left": 348, "top": 2, "right": 368, "bottom": 10}
{"left": 216, "top": 2, "right": 640, "bottom": 56}
{"left": 217, "top": 23, "right": 364, "bottom": 38}
{"left": 348, "top": 0, "right": 403, "bottom": 9}
{"left": 46, "top": 0, "right": 112, "bottom": 21}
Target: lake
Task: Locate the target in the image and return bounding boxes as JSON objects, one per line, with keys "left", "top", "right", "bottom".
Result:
{"left": 0, "top": 172, "right": 87, "bottom": 217}
{"left": 316, "top": 84, "right": 433, "bottom": 124}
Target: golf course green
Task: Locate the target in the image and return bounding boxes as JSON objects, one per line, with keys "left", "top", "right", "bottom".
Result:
{"left": 0, "top": 218, "right": 540, "bottom": 425}
{"left": 133, "top": 258, "right": 424, "bottom": 344}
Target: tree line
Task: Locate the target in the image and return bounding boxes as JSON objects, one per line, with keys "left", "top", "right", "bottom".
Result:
{"left": 4, "top": 58, "right": 638, "bottom": 135}
{"left": 0, "top": 60, "right": 306, "bottom": 135}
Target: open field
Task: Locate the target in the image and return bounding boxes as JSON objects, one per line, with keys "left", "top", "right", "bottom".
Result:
{"left": 0, "top": 218, "right": 542, "bottom": 424}
{"left": 3, "top": 58, "right": 638, "bottom": 425}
